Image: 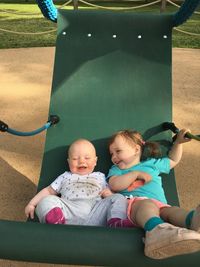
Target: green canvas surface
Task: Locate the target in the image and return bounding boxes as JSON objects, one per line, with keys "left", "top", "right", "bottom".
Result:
{"left": 38, "top": 10, "right": 177, "bottom": 207}
{"left": 1, "top": 9, "right": 200, "bottom": 266}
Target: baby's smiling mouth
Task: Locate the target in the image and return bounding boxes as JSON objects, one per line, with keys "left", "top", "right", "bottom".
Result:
{"left": 78, "top": 166, "right": 87, "bottom": 170}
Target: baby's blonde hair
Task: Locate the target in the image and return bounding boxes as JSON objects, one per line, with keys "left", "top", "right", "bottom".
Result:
{"left": 68, "top": 139, "right": 96, "bottom": 158}
{"left": 109, "top": 129, "right": 161, "bottom": 158}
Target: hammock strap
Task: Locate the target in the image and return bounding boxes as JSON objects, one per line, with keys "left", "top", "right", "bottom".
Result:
{"left": 0, "top": 115, "right": 59, "bottom": 137}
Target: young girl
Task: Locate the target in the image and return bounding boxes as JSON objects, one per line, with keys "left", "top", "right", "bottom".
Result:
{"left": 107, "top": 129, "right": 200, "bottom": 259}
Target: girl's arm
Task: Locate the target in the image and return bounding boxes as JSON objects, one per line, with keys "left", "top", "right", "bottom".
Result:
{"left": 25, "top": 185, "right": 57, "bottom": 219}
{"left": 169, "top": 128, "right": 191, "bottom": 169}
{"left": 108, "top": 171, "right": 151, "bottom": 192}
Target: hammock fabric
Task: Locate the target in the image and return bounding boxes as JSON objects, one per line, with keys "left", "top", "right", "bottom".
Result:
{"left": 1, "top": 9, "right": 200, "bottom": 266}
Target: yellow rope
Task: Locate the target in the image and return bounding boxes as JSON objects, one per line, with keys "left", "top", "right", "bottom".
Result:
{"left": 0, "top": 10, "right": 41, "bottom": 16}
{"left": 1, "top": 26, "right": 199, "bottom": 37}
{"left": 1, "top": 0, "right": 199, "bottom": 36}
{"left": 0, "top": 0, "right": 161, "bottom": 35}
{"left": 79, "top": 0, "right": 161, "bottom": 11}
{"left": 1, "top": 0, "right": 199, "bottom": 15}
{"left": 174, "top": 27, "right": 200, "bottom": 36}
{"left": 167, "top": 0, "right": 183, "bottom": 8}
{"left": 167, "top": 0, "right": 200, "bottom": 15}
{"left": 0, "top": 0, "right": 72, "bottom": 16}
{"left": 0, "top": 28, "right": 56, "bottom": 35}
{"left": 58, "top": 0, "right": 73, "bottom": 9}
{"left": 166, "top": 0, "right": 200, "bottom": 36}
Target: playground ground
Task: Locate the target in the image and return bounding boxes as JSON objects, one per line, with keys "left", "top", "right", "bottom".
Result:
{"left": 0, "top": 47, "right": 200, "bottom": 266}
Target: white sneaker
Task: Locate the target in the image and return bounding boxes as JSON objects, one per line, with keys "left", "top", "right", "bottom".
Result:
{"left": 144, "top": 223, "right": 200, "bottom": 259}
{"left": 190, "top": 205, "right": 200, "bottom": 232}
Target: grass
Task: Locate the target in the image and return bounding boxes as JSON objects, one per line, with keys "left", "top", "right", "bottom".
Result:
{"left": 0, "top": 1, "right": 199, "bottom": 49}
{"left": 0, "top": 4, "right": 56, "bottom": 49}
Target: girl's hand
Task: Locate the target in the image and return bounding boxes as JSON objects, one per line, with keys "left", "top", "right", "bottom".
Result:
{"left": 175, "top": 128, "right": 191, "bottom": 144}
{"left": 25, "top": 203, "right": 35, "bottom": 219}
{"left": 127, "top": 179, "right": 144, "bottom": 191}
{"left": 100, "top": 188, "right": 113, "bottom": 198}
{"left": 137, "top": 171, "right": 152, "bottom": 183}
{"left": 127, "top": 172, "right": 151, "bottom": 191}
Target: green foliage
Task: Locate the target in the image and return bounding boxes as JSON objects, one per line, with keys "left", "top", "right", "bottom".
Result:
{"left": 0, "top": 2, "right": 199, "bottom": 49}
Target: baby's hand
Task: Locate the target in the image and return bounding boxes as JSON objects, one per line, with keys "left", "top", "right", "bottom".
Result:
{"left": 25, "top": 203, "right": 35, "bottom": 219}
{"left": 100, "top": 188, "right": 113, "bottom": 198}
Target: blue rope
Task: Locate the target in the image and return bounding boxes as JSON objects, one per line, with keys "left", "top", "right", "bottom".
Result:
{"left": 36, "top": 0, "right": 57, "bottom": 23}
{"left": 7, "top": 122, "right": 52, "bottom": 136}
{"left": 172, "top": 0, "right": 200, "bottom": 27}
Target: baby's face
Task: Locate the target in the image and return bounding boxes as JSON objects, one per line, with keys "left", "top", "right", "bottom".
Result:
{"left": 68, "top": 140, "right": 97, "bottom": 175}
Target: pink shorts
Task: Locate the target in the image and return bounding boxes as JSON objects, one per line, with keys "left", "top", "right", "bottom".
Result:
{"left": 127, "top": 196, "right": 170, "bottom": 227}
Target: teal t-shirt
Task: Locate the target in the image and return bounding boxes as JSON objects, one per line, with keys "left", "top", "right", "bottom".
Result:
{"left": 107, "top": 158, "right": 170, "bottom": 204}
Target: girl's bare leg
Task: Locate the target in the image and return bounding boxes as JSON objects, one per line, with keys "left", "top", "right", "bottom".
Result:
{"left": 160, "top": 206, "right": 188, "bottom": 228}
{"left": 161, "top": 205, "right": 200, "bottom": 232}
{"left": 130, "top": 199, "right": 160, "bottom": 227}
{"left": 130, "top": 200, "right": 200, "bottom": 260}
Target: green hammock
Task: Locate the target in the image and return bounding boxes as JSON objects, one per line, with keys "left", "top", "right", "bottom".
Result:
{"left": 1, "top": 9, "right": 200, "bottom": 266}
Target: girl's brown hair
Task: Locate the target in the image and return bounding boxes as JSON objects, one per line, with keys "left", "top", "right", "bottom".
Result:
{"left": 109, "top": 129, "right": 161, "bottom": 159}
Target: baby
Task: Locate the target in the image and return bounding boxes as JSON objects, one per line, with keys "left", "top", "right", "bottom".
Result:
{"left": 25, "top": 139, "right": 128, "bottom": 226}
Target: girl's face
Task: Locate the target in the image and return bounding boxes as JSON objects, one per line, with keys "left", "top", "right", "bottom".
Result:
{"left": 109, "top": 135, "right": 141, "bottom": 169}
{"left": 68, "top": 140, "right": 97, "bottom": 175}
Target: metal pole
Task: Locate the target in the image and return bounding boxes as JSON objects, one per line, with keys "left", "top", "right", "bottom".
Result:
{"left": 160, "top": 0, "right": 167, "bottom": 13}
{"left": 73, "top": 0, "right": 79, "bottom": 10}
